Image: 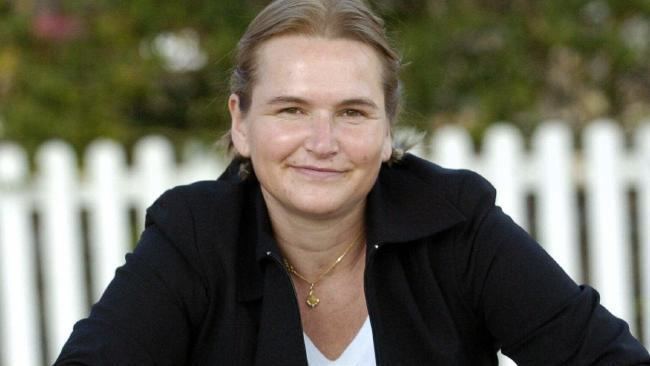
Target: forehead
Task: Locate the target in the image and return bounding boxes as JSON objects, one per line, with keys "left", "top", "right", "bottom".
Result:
{"left": 252, "top": 35, "right": 384, "bottom": 102}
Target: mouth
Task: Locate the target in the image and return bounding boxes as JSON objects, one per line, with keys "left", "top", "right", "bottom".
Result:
{"left": 290, "top": 165, "right": 346, "bottom": 179}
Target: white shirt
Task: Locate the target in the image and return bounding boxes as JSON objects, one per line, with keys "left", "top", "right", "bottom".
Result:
{"left": 303, "top": 317, "right": 377, "bottom": 366}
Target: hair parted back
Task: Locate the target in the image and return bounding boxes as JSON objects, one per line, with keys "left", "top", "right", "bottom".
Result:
{"left": 224, "top": 0, "right": 406, "bottom": 175}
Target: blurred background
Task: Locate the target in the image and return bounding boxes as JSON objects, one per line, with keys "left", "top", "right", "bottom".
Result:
{"left": 2, "top": 0, "right": 650, "bottom": 152}
{"left": 1, "top": 1, "right": 650, "bottom": 365}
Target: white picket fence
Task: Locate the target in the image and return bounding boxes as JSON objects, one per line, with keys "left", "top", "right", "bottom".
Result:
{"left": 0, "top": 120, "right": 648, "bottom": 365}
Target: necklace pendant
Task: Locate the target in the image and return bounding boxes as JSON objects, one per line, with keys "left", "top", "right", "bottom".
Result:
{"left": 306, "top": 288, "right": 320, "bottom": 308}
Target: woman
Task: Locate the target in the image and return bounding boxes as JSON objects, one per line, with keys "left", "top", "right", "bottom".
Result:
{"left": 56, "top": 0, "right": 649, "bottom": 364}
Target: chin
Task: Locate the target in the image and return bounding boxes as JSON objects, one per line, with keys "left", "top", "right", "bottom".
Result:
{"left": 288, "top": 195, "right": 363, "bottom": 219}
{"left": 290, "top": 200, "right": 341, "bottom": 217}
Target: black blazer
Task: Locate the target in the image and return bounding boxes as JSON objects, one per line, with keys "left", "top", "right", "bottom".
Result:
{"left": 56, "top": 154, "right": 650, "bottom": 365}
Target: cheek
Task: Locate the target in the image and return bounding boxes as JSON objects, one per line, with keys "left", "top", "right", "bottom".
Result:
{"left": 346, "top": 142, "right": 383, "bottom": 167}
{"left": 249, "top": 121, "right": 302, "bottom": 160}
{"left": 343, "top": 126, "right": 389, "bottom": 163}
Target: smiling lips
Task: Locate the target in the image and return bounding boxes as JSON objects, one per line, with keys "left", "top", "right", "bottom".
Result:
{"left": 291, "top": 165, "right": 347, "bottom": 179}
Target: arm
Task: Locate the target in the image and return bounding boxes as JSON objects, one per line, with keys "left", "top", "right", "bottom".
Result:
{"left": 455, "top": 173, "right": 650, "bottom": 365}
{"left": 54, "top": 188, "right": 208, "bottom": 365}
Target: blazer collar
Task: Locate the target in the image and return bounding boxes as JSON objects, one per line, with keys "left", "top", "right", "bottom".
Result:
{"left": 365, "top": 154, "right": 466, "bottom": 245}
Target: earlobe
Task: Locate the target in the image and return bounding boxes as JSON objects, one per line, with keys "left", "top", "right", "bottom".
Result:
{"left": 228, "top": 94, "right": 251, "bottom": 157}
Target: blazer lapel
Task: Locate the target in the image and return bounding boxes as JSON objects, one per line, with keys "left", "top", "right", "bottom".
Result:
{"left": 254, "top": 257, "right": 308, "bottom": 366}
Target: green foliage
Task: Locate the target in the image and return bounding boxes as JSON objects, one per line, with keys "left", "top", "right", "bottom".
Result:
{"left": 1, "top": 0, "right": 650, "bottom": 152}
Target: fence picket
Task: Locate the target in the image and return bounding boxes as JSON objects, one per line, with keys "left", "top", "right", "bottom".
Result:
{"left": 0, "top": 143, "right": 42, "bottom": 366}
{"left": 86, "top": 140, "right": 131, "bottom": 301}
{"left": 431, "top": 125, "right": 475, "bottom": 170}
{"left": 638, "top": 122, "right": 650, "bottom": 348}
{"left": 475, "top": 124, "right": 525, "bottom": 366}
{"left": 36, "top": 141, "right": 87, "bottom": 362}
{"left": 584, "top": 120, "right": 635, "bottom": 334}
{"left": 178, "top": 143, "right": 226, "bottom": 184}
{"left": 133, "top": 136, "right": 176, "bottom": 231}
{"left": 533, "top": 122, "right": 581, "bottom": 282}
{"left": 482, "top": 124, "right": 527, "bottom": 230}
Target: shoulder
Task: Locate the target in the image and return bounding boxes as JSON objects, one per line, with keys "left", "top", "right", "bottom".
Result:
{"left": 146, "top": 180, "right": 242, "bottom": 231}
{"left": 144, "top": 174, "right": 249, "bottom": 263}
{"left": 389, "top": 154, "right": 497, "bottom": 217}
{"left": 147, "top": 160, "right": 248, "bottom": 224}
{"left": 139, "top": 176, "right": 250, "bottom": 291}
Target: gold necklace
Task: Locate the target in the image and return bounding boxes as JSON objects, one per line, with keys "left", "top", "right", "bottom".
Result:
{"left": 283, "top": 232, "right": 363, "bottom": 309}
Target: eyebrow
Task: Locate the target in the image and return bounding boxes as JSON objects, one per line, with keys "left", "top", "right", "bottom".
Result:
{"left": 338, "top": 98, "right": 379, "bottom": 110}
{"left": 266, "top": 96, "right": 308, "bottom": 106}
{"left": 265, "top": 95, "right": 379, "bottom": 110}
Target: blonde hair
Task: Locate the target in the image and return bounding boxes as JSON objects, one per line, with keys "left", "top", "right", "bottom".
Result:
{"left": 223, "top": 0, "right": 405, "bottom": 176}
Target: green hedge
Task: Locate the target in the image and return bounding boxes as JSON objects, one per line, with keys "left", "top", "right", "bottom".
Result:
{"left": 1, "top": 0, "right": 649, "bottom": 153}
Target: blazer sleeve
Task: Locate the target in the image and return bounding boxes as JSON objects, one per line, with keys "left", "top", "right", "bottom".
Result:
{"left": 454, "top": 172, "right": 650, "bottom": 365}
{"left": 54, "top": 187, "right": 209, "bottom": 365}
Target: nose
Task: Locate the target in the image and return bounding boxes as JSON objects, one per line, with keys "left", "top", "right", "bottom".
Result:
{"left": 304, "top": 112, "right": 339, "bottom": 157}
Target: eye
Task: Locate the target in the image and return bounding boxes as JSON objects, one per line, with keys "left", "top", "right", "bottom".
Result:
{"left": 340, "top": 109, "right": 365, "bottom": 118}
{"left": 278, "top": 107, "right": 303, "bottom": 115}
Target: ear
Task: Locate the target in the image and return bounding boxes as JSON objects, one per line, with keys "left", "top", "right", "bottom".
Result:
{"left": 381, "top": 128, "right": 393, "bottom": 162}
{"left": 228, "top": 94, "right": 251, "bottom": 157}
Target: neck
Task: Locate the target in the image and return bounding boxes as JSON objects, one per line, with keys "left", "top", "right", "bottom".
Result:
{"left": 265, "top": 200, "right": 367, "bottom": 281}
